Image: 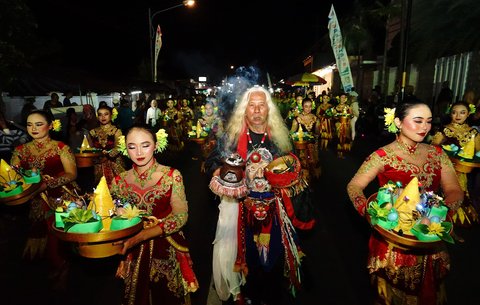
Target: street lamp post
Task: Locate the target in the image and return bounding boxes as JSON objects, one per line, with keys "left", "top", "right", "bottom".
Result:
{"left": 148, "top": 0, "right": 195, "bottom": 82}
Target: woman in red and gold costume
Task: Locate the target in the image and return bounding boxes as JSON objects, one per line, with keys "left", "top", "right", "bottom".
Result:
{"left": 347, "top": 101, "right": 463, "bottom": 305}
{"left": 316, "top": 94, "right": 334, "bottom": 151}
{"left": 198, "top": 101, "right": 223, "bottom": 171}
{"left": 290, "top": 97, "right": 321, "bottom": 181}
{"left": 112, "top": 126, "right": 198, "bottom": 305}
{"left": 11, "top": 109, "right": 80, "bottom": 286}
{"left": 333, "top": 93, "right": 353, "bottom": 158}
{"left": 164, "top": 98, "right": 184, "bottom": 152}
{"left": 89, "top": 104, "right": 125, "bottom": 187}
{"left": 431, "top": 101, "right": 480, "bottom": 229}
{"left": 179, "top": 97, "right": 195, "bottom": 139}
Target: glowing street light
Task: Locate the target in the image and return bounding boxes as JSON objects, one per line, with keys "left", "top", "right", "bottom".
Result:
{"left": 148, "top": 0, "right": 195, "bottom": 82}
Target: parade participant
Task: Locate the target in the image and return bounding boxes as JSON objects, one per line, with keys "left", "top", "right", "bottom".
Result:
{"left": 205, "top": 86, "right": 308, "bottom": 305}
{"left": 290, "top": 97, "right": 321, "bottom": 181}
{"left": 77, "top": 104, "right": 99, "bottom": 132}
{"left": 11, "top": 109, "right": 80, "bottom": 292}
{"left": 199, "top": 101, "right": 223, "bottom": 171}
{"left": 347, "top": 101, "right": 463, "bottom": 305}
{"left": 179, "top": 97, "right": 195, "bottom": 138}
{"left": 145, "top": 99, "right": 162, "bottom": 132}
{"left": 89, "top": 104, "right": 125, "bottom": 187}
{"left": 431, "top": 101, "right": 480, "bottom": 229}
{"left": 316, "top": 94, "right": 334, "bottom": 151}
{"left": 333, "top": 93, "right": 353, "bottom": 158}
{"left": 112, "top": 125, "right": 198, "bottom": 305}
{"left": 349, "top": 91, "right": 360, "bottom": 141}
{"left": 285, "top": 94, "right": 303, "bottom": 126}
{"left": 164, "top": 98, "right": 184, "bottom": 152}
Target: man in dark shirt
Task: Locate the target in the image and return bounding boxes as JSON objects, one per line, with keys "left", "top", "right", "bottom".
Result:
{"left": 43, "top": 92, "right": 63, "bottom": 114}
{"left": 0, "top": 112, "right": 30, "bottom": 161}
{"left": 62, "top": 91, "right": 74, "bottom": 106}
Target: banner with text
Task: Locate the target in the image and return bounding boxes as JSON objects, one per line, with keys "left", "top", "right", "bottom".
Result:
{"left": 328, "top": 5, "right": 354, "bottom": 93}
{"left": 154, "top": 25, "right": 162, "bottom": 82}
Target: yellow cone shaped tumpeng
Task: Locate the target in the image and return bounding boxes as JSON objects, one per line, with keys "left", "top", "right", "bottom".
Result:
{"left": 92, "top": 176, "right": 115, "bottom": 230}
{"left": 394, "top": 177, "right": 421, "bottom": 235}
{"left": 0, "top": 159, "right": 25, "bottom": 185}
{"left": 80, "top": 135, "right": 91, "bottom": 152}
{"left": 458, "top": 134, "right": 475, "bottom": 159}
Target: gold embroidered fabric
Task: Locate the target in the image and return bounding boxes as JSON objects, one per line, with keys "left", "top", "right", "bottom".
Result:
{"left": 347, "top": 143, "right": 463, "bottom": 212}
{"left": 294, "top": 113, "right": 318, "bottom": 133}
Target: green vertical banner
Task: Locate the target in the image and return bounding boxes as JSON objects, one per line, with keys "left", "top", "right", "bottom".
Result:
{"left": 328, "top": 5, "right": 354, "bottom": 93}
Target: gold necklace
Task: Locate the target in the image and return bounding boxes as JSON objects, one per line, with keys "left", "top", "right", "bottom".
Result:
{"left": 396, "top": 137, "right": 419, "bottom": 155}
{"left": 132, "top": 162, "right": 158, "bottom": 188}
{"left": 33, "top": 137, "right": 52, "bottom": 150}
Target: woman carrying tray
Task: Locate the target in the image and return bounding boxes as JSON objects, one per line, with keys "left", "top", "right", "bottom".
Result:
{"left": 89, "top": 104, "right": 125, "bottom": 187}
{"left": 11, "top": 109, "right": 80, "bottom": 293}
{"left": 111, "top": 125, "right": 198, "bottom": 305}
{"left": 431, "top": 101, "right": 480, "bottom": 229}
{"left": 290, "top": 97, "right": 321, "bottom": 182}
{"left": 346, "top": 101, "right": 463, "bottom": 305}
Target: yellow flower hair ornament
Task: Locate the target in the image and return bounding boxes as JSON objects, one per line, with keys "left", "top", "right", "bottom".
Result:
{"left": 117, "top": 135, "right": 127, "bottom": 156}
{"left": 469, "top": 104, "right": 476, "bottom": 115}
{"left": 155, "top": 129, "right": 168, "bottom": 153}
{"left": 112, "top": 108, "right": 118, "bottom": 122}
{"left": 52, "top": 119, "right": 62, "bottom": 132}
{"left": 384, "top": 108, "right": 398, "bottom": 133}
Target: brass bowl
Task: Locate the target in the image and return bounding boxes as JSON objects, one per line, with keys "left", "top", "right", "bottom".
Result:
{"left": 448, "top": 156, "right": 480, "bottom": 174}
{"left": 75, "top": 152, "right": 102, "bottom": 168}
{"left": 0, "top": 182, "right": 42, "bottom": 206}
{"left": 293, "top": 141, "right": 307, "bottom": 150}
{"left": 190, "top": 137, "right": 206, "bottom": 145}
{"left": 51, "top": 221, "right": 143, "bottom": 258}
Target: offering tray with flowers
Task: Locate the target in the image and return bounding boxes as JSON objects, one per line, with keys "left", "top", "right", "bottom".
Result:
{"left": 188, "top": 120, "right": 209, "bottom": 145}
{"left": 442, "top": 143, "right": 480, "bottom": 173}
{"left": 290, "top": 126, "right": 315, "bottom": 150}
{"left": 52, "top": 176, "right": 145, "bottom": 258}
{"left": 366, "top": 177, "right": 454, "bottom": 250}
{"left": 74, "top": 135, "right": 103, "bottom": 167}
{"left": 0, "top": 160, "right": 43, "bottom": 206}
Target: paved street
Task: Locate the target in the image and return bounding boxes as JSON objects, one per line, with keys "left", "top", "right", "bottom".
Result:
{"left": 1, "top": 135, "right": 480, "bottom": 305}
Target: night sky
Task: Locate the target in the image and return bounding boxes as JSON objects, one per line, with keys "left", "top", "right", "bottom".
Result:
{"left": 25, "top": 0, "right": 354, "bottom": 84}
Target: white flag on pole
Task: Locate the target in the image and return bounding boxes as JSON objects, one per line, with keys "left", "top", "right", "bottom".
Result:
{"left": 154, "top": 25, "right": 162, "bottom": 82}
{"left": 328, "top": 5, "right": 354, "bottom": 93}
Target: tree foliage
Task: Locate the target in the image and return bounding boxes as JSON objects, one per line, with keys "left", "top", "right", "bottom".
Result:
{"left": 409, "top": 0, "right": 480, "bottom": 62}
{"left": 0, "top": 0, "right": 39, "bottom": 89}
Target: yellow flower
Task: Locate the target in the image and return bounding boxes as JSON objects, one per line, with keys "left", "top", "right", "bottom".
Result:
{"left": 112, "top": 108, "right": 118, "bottom": 121}
{"left": 155, "top": 129, "right": 168, "bottom": 153}
{"left": 52, "top": 119, "right": 62, "bottom": 132}
{"left": 384, "top": 108, "right": 394, "bottom": 126}
{"left": 427, "top": 222, "right": 445, "bottom": 235}
{"left": 117, "top": 135, "right": 127, "bottom": 156}
{"left": 383, "top": 108, "right": 398, "bottom": 133}
{"left": 469, "top": 104, "right": 476, "bottom": 115}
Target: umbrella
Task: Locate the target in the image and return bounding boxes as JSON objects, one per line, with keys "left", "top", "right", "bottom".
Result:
{"left": 286, "top": 72, "right": 327, "bottom": 87}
